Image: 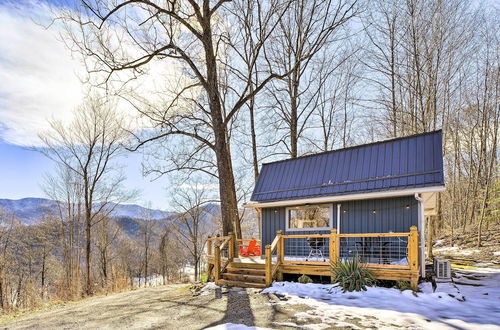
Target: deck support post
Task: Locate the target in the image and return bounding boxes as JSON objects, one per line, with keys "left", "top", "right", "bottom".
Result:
{"left": 214, "top": 243, "right": 221, "bottom": 285}
{"left": 330, "top": 229, "right": 338, "bottom": 283}
{"left": 276, "top": 230, "right": 283, "bottom": 281}
{"left": 265, "top": 245, "right": 272, "bottom": 286}
{"left": 409, "top": 226, "right": 419, "bottom": 291}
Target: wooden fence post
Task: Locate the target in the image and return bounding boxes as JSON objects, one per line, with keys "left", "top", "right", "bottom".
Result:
{"left": 276, "top": 230, "right": 283, "bottom": 281}
{"left": 214, "top": 243, "right": 221, "bottom": 285}
{"left": 330, "top": 229, "right": 338, "bottom": 262}
{"left": 409, "top": 226, "right": 419, "bottom": 291}
{"left": 329, "top": 229, "right": 338, "bottom": 284}
{"left": 265, "top": 245, "right": 272, "bottom": 286}
{"left": 276, "top": 230, "right": 283, "bottom": 263}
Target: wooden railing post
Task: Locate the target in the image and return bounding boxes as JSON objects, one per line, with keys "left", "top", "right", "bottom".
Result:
{"left": 265, "top": 245, "right": 272, "bottom": 286}
{"left": 276, "top": 231, "right": 283, "bottom": 281}
{"left": 214, "top": 243, "right": 221, "bottom": 285}
{"left": 409, "top": 226, "right": 419, "bottom": 291}
{"left": 229, "top": 232, "right": 236, "bottom": 260}
{"left": 276, "top": 230, "right": 283, "bottom": 264}
{"left": 207, "top": 237, "right": 212, "bottom": 256}
{"left": 330, "top": 229, "right": 338, "bottom": 262}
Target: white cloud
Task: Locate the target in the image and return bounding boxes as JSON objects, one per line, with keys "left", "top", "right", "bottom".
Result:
{"left": 0, "top": 1, "right": 200, "bottom": 147}
{"left": 0, "top": 1, "right": 84, "bottom": 146}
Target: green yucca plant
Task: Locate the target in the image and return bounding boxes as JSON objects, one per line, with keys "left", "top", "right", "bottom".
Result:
{"left": 330, "top": 255, "right": 376, "bottom": 292}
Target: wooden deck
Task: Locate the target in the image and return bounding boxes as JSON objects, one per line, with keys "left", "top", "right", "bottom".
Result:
{"left": 206, "top": 227, "right": 420, "bottom": 290}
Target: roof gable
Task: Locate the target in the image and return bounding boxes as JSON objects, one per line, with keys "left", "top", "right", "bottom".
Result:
{"left": 251, "top": 130, "right": 444, "bottom": 202}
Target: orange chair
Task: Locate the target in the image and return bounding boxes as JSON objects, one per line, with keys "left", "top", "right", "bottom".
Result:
{"left": 239, "top": 240, "right": 261, "bottom": 257}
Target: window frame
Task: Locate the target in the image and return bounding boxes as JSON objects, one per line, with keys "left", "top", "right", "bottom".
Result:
{"left": 285, "top": 204, "right": 334, "bottom": 232}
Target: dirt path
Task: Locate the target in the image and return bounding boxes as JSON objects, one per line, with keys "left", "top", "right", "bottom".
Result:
{"left": 1, "top": 285, "right": 318, "bottom": 330}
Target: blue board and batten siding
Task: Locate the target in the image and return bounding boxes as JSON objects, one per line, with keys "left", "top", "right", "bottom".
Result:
{"left": 252, "top": 131, "right": 444, "bottom": 202}
{"left": 261, "top": 196, "right": 418, "bottom": 253}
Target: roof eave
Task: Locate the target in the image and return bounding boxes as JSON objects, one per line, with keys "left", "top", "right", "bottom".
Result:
{"left": 243, "top": 185, "right": 446, "bottom": 208}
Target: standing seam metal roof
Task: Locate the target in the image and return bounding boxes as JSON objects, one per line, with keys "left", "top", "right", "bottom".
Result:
{"left": 250, "top": 130, "right": 444, "bottom": 202}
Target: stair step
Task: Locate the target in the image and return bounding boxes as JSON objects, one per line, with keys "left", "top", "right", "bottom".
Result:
{"left": 229, "top": 262, "right": 265, "bottom": 270}
{"left": 218, "top": 279, "right": 266, "bottom": 289}
{"left": 226, "top": 267, "right": 265, "bottom": 276}
{"left": 222, "top": 273, "right": 266, "bottom": 283}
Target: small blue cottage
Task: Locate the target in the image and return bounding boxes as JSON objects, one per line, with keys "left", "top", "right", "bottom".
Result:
{"left": 207, "top": 130, "right": 444, "bottom": 289}
{"left": 246, "top": 130, "right": 445, "bottom": 278}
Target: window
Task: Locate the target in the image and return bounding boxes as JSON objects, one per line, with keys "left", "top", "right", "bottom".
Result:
{"left": 286, "top": 204, "right": 332, "bottom": 231}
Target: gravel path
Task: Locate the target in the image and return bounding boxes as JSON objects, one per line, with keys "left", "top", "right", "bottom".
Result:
{"left": 1, "top": 285, "right": 316, "bottom": 330}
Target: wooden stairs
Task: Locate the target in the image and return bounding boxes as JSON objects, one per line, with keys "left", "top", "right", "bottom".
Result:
{"left": 218, "top": 262, "right": 266, "bottom": 288}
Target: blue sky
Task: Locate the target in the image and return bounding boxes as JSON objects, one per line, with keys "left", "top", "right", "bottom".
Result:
{"left": 0, "top": 138, "right": 172, "bottom": 210}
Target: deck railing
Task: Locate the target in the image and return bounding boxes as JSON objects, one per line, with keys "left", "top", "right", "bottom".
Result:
{"left": 265, "top": 226, "right": 419, "bottom": 288}
{"left": 206, "top": 226, "right": 419, "bottom": 290}
{"left": 207, "top": 233, "right": 236, "bottom": 284}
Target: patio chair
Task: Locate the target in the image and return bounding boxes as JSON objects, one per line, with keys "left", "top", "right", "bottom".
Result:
{"left": 239, "top": 239, "right": 261, "bottom": 257}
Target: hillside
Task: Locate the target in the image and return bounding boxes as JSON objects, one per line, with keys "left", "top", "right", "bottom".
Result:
{"left": 0, "top": 197, "right": 173, "bottom": 225}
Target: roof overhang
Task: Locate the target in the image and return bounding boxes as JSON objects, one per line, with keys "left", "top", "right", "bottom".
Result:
{"left": 244, "top": 185, "right": 445, "bottom": 208}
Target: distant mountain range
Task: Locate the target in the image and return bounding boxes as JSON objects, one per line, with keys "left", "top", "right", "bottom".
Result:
{"left": 0, "top": 197, "right": 173, "bottom": 225}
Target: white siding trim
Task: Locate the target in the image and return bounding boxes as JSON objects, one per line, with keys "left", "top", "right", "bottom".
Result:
{"left": 337, "top": 204, "right": 341, "bottom": 233}
{"left": 244, "top": 186, "right": 445, "bottom": 208}
{"left": 415, "top": 193, "right": 426, "bottom": 277}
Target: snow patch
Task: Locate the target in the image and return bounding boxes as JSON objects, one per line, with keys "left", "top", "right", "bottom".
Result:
{"left": 262, "top": 269, "right": 500, "bottom": 329}
{"left": 203, "top": 282, "right": 221, "bottom": 290}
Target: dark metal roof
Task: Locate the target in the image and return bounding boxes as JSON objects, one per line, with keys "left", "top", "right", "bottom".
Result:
{"left": 251, "top": 130, "right": 444, "bottom": 202}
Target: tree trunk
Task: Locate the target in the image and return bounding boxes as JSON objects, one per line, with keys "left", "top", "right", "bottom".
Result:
{"left": 249, "top": 94, "right": 259, "bottom": 180}
{"left": 290, "top": 87, "right": 298, "bottom": 158}
{"left": 426, "top": 216, "right": 433, "bottom": 260}
{"left": 202, "top": 17, "right": 239, "bottom": 238}
{"left": 41, "top": 250, "right": 46, "bottom": 299}
{"left": 85, "top": 217, "right": 91, "bottom": 295}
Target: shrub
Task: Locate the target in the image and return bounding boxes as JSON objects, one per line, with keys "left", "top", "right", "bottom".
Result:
{"left": 330, "top": 256, "right": 376, "bottom": 292}
{"left": 298, "top": 274, "right": 313, "bottom": 284}
{"left": 394, "top": 280, "right": 412, "bottom": 291}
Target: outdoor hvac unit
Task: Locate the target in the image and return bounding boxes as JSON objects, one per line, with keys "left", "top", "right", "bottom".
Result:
{"left": 434, "top": 258, "right": 451, "bottom": 281}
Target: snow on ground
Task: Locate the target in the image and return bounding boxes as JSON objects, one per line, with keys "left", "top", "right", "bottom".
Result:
{"left": 205, "top": 323, "right": 270, "bottom": 330}
{"left": 132, "top": 274, "right": 164, "bottom": 287}
{"left": 262, "top": 268, "right": 500, "bottom": 329}
{"left": 433, "top": 246, "right": 481, "bottom": 255}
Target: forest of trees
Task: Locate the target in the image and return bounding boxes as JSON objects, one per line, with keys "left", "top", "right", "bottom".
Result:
{"left": 0, "top": 0, "right": 498, "bottom": 311}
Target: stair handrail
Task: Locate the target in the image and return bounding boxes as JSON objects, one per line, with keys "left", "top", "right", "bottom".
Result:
{"left": 213, "top": 233, "right": 233, "bottom": 285}
{"left": 265, "top": 230, "right": 283, "bottom": 286}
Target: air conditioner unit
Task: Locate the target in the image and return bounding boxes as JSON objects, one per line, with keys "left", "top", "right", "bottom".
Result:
{"left": 434, "top": 258, "right": 451, "bottom": 282}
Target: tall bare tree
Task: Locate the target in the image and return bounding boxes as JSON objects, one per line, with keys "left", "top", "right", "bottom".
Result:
{"left": 265, "top": 0, "right": 360, "bottom": 157}
{"left": 38, "top": 97, "right": 132, "bottom": 295}
{"left": 170, "top": 182, "right": 217, "bottom": 281}
{"left": 43, "top": 165, "right": 85, "bottom": 298}
{"left": 57, "top": 0, "right": 299, "bottom": 239}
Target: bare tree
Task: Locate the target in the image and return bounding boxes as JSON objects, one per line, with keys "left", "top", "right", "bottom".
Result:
{"left": 38, "top": 97, "right": 133, "bottom": 295}
{"left": 170, "top": 182, "right": 217, "bottom": 281}
{"left": 0, "top": 209, "right": 18, "bottom": 309}
{"left": 139, "top": 207, "right": 156, "bottom": 286}
{"left": 43, "top": 165, "right": 85, "bottom": 298}
{"left": 265, "top": 0, "right": 360, "bottom": 157}
{"left": 94, "top": 216, "right": 121, "bottom": 289}
{"left": 56, "top": 0, "right": 301, "bottom": 239}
